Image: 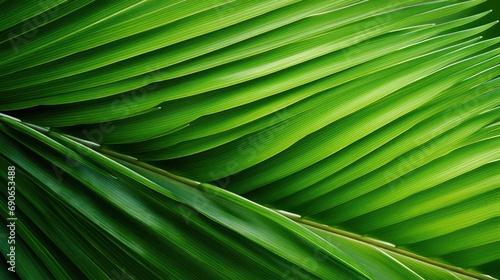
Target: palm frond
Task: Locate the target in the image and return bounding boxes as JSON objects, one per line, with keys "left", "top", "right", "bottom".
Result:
{"left": 1, "top": 0, "right": 499, "bottom": 279}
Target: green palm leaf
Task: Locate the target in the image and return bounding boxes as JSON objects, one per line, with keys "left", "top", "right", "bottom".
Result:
{"left": 1, "top": 0, "right": 499, "bottom": 279}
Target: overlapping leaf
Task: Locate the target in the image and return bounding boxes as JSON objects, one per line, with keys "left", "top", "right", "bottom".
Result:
{"left": 1, "top": 0, "right": 499, "bottom": 279}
